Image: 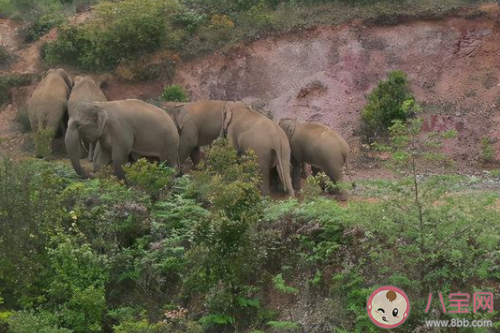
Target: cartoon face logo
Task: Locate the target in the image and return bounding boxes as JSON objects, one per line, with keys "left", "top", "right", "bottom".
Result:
{"left": 367, "top": 286, "right": 410, "bottom": 329}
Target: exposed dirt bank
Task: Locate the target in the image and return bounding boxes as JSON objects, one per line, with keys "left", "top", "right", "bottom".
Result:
{"left": 174, "top": 7, "right": 500, "bottom": 171}
{"left": 1, "top": 6, "right": 500, "bottom": 175}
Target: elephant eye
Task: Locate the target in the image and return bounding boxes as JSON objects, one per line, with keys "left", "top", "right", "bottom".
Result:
{"left": 392, "top": 308, "right": 398, "bottom": 317}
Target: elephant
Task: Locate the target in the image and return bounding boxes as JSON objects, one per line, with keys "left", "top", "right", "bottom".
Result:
{"left": 163, "top": 100, "right": 229, "bottom": 168}
{"left": 27, "top": 68, "right": 72, "bottom": 140}
{"left": 65, "top": 99, "right": 180, "bottom": 179}
{"left": 67, "top": 75, "right": 108, "bottom": 163}
{"left": 222, "top": 102, "right": 294, "bottom": 197}
{"left": 278, "top": 118, "right": 351, "bottom": 200}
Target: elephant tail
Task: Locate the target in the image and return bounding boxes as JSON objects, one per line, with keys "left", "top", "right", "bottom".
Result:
{"left": 274, "top": 134, "right": 294, "bottom": 197}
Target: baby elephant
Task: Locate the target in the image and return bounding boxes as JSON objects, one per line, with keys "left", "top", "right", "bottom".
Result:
{"left": 279, "top": 119, "right": 350, "bottom": 200}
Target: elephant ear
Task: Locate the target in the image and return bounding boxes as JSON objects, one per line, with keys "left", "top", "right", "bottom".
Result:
{"left": 84, "top": 102, "right": 108, "bottom": 133}
{"left": 57, "top": 69, "right": 73, "bottom": 89}
{"left": 221, "top": 103, "right": 233, "bottom": 135}
{"left": 175, "top": 106, "right": 192, "bottom": 130}
{"left": 278, "top": 118, "right": 295, "bottom": 138}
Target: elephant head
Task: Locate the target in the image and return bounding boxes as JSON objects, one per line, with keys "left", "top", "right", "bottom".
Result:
{"left": 65, "top": 102, "right": 108, "bottom": 178}
{"left": 278, "top": 118, "right": 297, "bottom": 139}
{"left": 47, "top": 68, "right": 73, "bottom": 91}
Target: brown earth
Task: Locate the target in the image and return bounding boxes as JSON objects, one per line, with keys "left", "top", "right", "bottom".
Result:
{"left": 1, "top": 5, "right": 500, "bottom": 177}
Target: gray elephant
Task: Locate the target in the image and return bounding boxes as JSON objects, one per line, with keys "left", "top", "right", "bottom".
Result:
{"left": 66, "top": 99, "right": 180, "bottom": 179}
{"left": 222, "top": 102, "right": 294, "bottom": 197}
{"left": 27, "top": 68, "right": 72, "bottom": 140}
{"left": 279, "top": 119, "right": 350, "bottom": 200}
{"left": 163, "top": 100, "right": 229, "bottom": 168}
{"left": 67, "top": 75, "right": 108, "bottom": 163}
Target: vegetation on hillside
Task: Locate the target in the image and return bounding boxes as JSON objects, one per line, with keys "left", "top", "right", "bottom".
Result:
{"left": 0, "top": 0, "right": 485, "bottom": 74}
{"left": 0, "top": 133, "right": 499, "bottom": 332}
{"left": 361, "top": 70, "right": 420, "bottom": 142}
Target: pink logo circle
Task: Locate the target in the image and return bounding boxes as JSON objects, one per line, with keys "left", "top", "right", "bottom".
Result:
{"left": 367, "top": 286, "right": 410, "bottom": 329}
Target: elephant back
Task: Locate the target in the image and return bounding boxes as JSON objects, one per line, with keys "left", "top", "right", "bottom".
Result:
{"left": 68, "top": 76, "right": 107, "bottom": 116}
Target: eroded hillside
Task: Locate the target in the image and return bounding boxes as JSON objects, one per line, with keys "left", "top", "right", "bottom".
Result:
{"left": 174, "top": 4, "right": 500, "bottom": 169}
{"left": 1, "top": 4, "right": 500, "bottom": 172}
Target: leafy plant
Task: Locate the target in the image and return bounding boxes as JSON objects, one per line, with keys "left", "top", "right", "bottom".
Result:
{"left": 361, "top": 70, "right": 417, "bottom": 142}
{"left": 267, "top": 320, "right": 300, "bottom": 332}
{"left": 124, "top": 158, "right": 176, "bottom": 198}
{"left": 7, "top": 311, "right": 72, "bottom": 333}
{"left": 481, "top": 137, "right": 494, "bottom": 163}
{"left": 33, "top": 127, "right": 55, "bottom": 158}
{"left": 161, "top": 84, "right": 189, "bottom": 102}
{"left": 272, "top": 274, "right": 298, "bottom": 294}
{"left": 0, "top": 73, "right": 37, "bottom": 106}
{"left": 23, "top": 12, "right": 64, "bottom": 42}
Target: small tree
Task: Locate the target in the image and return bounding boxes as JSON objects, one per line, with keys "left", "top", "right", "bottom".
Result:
{"left": 361, "top": 70, "right": 415, "bottom": 142}
{"left": 376, "top": 109, "right": 457, "bottom": 250}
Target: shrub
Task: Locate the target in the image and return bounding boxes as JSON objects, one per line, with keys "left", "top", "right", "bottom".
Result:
{"left": 23, "top": 12, "right": 64, "bottom": 42}
{"left": 15, "top": 109, "right": 32, "bottom": 132}
{"left": 0, "top": 73, "right": 38, "bottom": 106}
{"left": 161, "top": 84, "right": 189, "bottom": 102}
{"left": 0, "top": 158, "right": 67, "bottom": 309}
{"left": 44, "top": 0, "right": 185, "bottom": 70}
{"left": 481, "top": 137, "right": 494, "bottom": 163}
{"left": 46, "top": 234, "right": 109, "bottom": 333}
{"left": 124, "top": 158, "right": 176, "bottom": 197}
{"left": 361, "top": 70, "right": 417, "bottom": 142}
{"left": 7, "top": 311, "right": 72, "bottom": 333}
{"left": 34, "top": 127, "right": 55, "bottom": 158}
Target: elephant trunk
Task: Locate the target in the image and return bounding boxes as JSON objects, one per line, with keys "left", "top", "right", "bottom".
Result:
{"left": 65, "top": 126, "right": 90, "bottom": 179}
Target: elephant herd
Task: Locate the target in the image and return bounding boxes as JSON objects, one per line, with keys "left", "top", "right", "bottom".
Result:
{"left": 27, "top": 69, "right": 351, "bottom": 200}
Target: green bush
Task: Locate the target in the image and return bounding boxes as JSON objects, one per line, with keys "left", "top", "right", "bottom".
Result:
{"left": 481, "top": 137, "right": 494, "bottom": 163}
{"left": 0, "top": 73, "right": 38, "bottom": 106}
{"left": 33, "top": 127, "right": 55, "bottom": 158}
{"left": 7, "top": 311, "right": 72, "bottom": 333}
{"left": 160, "top": 85, "right": 189, "bottom": 102}
{"left": 46, "top": 234, "right": 109, "bottom": 333}
{"left": 0, "top": 159, "right": 67, "bottom": 309}
{"left": 15, "top": 109, "right": 32, "bottom": 133}
{"left": 44, "top": 0, "right": 185, "bottom": 70}
{"left": 23, "top": 12, "right": 64, "bottom": 42}
{"left": 124, "top": 158, "right": 176, "bottom": 197}
{"left": 361, "top": 70, "right": 417, "bottom": 141}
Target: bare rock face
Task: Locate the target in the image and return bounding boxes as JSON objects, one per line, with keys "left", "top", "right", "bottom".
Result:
{"left": 175, "top": 17, "right": 500, "bottom": 164}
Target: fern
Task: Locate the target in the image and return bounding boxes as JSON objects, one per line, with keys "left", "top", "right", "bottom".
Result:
{"left": 272, "top": 274, "right": 298, "bottom": 294}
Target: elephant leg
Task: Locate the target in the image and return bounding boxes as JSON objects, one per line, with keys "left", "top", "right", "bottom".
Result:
{"left": 88, "top": 142, "right": 95, "bottom": 162}
{"left": 260, "top": 167, "right": 271, "bottom": 196}
{"left": 178, "top": 131, "right": 199, "bottom": 167}
{"left": 110, "top": 146, "right": 128, "bottom": 180}
{"left": 291, "top": 163, "right": 302, "bottom": 191}
{"left": 324, "top": 163, "right": 348, "bottom": 201}
{"left": 190, "top": 147, "right": 201, "bottom": 167}
{"left": 300, "top": 162, "right": 308, "bottom": 179}
{"left": 93, "top": 145, "right": 112, "bottom": 172}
